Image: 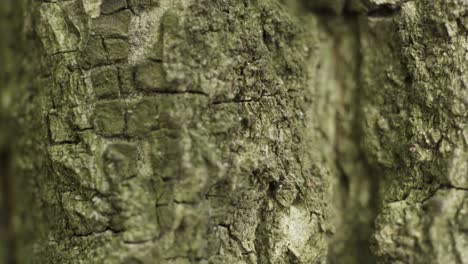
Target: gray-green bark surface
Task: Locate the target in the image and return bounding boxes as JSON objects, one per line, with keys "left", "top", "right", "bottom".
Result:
{"left": 359, "top": 1, "right": 468, "bottom": 263}
{"left": 8, "top": 0, "right": 334, "bottom": 263}
{"left": 1, "top": 0, "right": 467, "bottom": 263}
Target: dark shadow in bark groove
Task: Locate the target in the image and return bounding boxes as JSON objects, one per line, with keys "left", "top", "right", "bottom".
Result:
{"left": 0, "top": 146, "right": 16, "bottom": 264}
{"left": 302, "top": 3, "right": 381, "bottom": 262}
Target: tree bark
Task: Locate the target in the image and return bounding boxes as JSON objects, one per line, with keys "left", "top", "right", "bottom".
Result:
{"left": 357, "top": 1, "right": 468, "bottom": 263}
{"left": 1, "top": 0, "right": 467, "bottom": 263}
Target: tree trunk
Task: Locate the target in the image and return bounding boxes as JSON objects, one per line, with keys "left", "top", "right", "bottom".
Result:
{"left": 1, "top": 0, "right": 467, "bottom": 263}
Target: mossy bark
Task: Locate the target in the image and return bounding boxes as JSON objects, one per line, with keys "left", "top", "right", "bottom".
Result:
{"left": 358, "top": 1, "right": 468, "bottom": 263}
{"left": 7, "top": 0, "right": 335, "bottom": 263}
{"left": 1, "top": 0, "right": 467, "bottom": 263}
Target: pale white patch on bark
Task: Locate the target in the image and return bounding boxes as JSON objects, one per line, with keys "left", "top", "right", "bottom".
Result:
{"left": 447, "top": 148, "right": 468, "bottom": 188}
{"left": 37, "top": 3, "right": 81, "bottom": 54}
{"left": 369, "top": 0, "right": 409, "bottom": 6}
{"left": 128, "top": 0, "right": 193, "bottom": 65}
{"left": 82, "top": 0, "right": 103, "bottom": 18}
{"left": 279, "top": 205, "right": 318, "bottom": 261}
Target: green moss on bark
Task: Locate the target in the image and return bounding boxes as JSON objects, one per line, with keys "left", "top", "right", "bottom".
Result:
{"left": 357, "top": 0, "right": 468, "bottom": 263}
{"left": 7, "top": 0, "right": 467, "bottom": 263}
{"left": 12, "top": 0, "right": 337, "bottom": 263}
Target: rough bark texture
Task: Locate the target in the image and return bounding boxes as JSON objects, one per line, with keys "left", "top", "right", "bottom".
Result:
{"left": 8, "top": 0, "right": 335, "bottom": 263}
{"left": 358, "top": 1, "right": 468, "bottom": 263}
{"left": 1, "top": 0, "right": 467, "bottom": 263}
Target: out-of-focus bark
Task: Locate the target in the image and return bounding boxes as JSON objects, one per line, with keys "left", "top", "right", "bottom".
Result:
{"left": 1, "top": 1, "right": 26, "bottom": 263}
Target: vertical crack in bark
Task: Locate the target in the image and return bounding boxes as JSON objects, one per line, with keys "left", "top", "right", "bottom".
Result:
{"left": 339, "top": 16, "right": 379, "bottom": 263}
{"left": 350, "top": 16, "right": 380, "bottom": 263}
{"left": 316, "top": 12, "right": 380, "bottom": 263}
